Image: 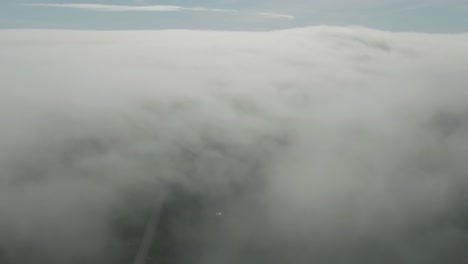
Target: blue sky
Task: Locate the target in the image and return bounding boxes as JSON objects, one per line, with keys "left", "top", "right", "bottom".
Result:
{"left": 1, "top": 0, "right": 467, "bottom": 32}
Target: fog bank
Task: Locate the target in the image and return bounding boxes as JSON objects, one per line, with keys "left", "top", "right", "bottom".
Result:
{"left": 1, "top": 27, "right": 468, "bottom": 263}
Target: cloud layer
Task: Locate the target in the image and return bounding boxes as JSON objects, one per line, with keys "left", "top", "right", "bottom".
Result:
{"left": 1, "top": 27, "right": 468, "bottom": 264}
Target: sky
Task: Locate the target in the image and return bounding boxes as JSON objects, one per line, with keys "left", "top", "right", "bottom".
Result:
{"left": 1, "top": 0, "right": 468, "bottom": 32}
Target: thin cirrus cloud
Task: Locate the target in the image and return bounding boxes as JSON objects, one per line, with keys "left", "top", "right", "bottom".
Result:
{"left": 23, "top": 3, "right": 296, "bottom": 20}
{"left": 257, "top": 12, "right": 295, "bottom": 20}
{"left": 23, "top": 3, "right": 239, "bottom": 13}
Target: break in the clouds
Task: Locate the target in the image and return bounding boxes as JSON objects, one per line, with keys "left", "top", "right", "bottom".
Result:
{"left": 24, "top": 3, "right": 238, "bottom": 12}
{"left": 1, "top": 27, "right": 468, "bottom": 264}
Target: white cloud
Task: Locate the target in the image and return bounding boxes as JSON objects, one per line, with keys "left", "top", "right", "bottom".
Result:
{"left": 1, "top": 27, "right": 468, "bottom": 263}
{"left": 257, "top": 12, "right": 295, "bottom": 20}
{"left": 24, "top": 3, "right": 238, "bottom": 12}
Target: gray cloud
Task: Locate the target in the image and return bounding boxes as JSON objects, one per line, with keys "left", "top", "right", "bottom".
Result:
{"left": 0, "top": 26, "right": 468, "bottom": 264}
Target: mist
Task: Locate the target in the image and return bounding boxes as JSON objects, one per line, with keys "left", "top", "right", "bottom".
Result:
{"left": 1, "top": 26, "right": 468, "bottom": 264}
